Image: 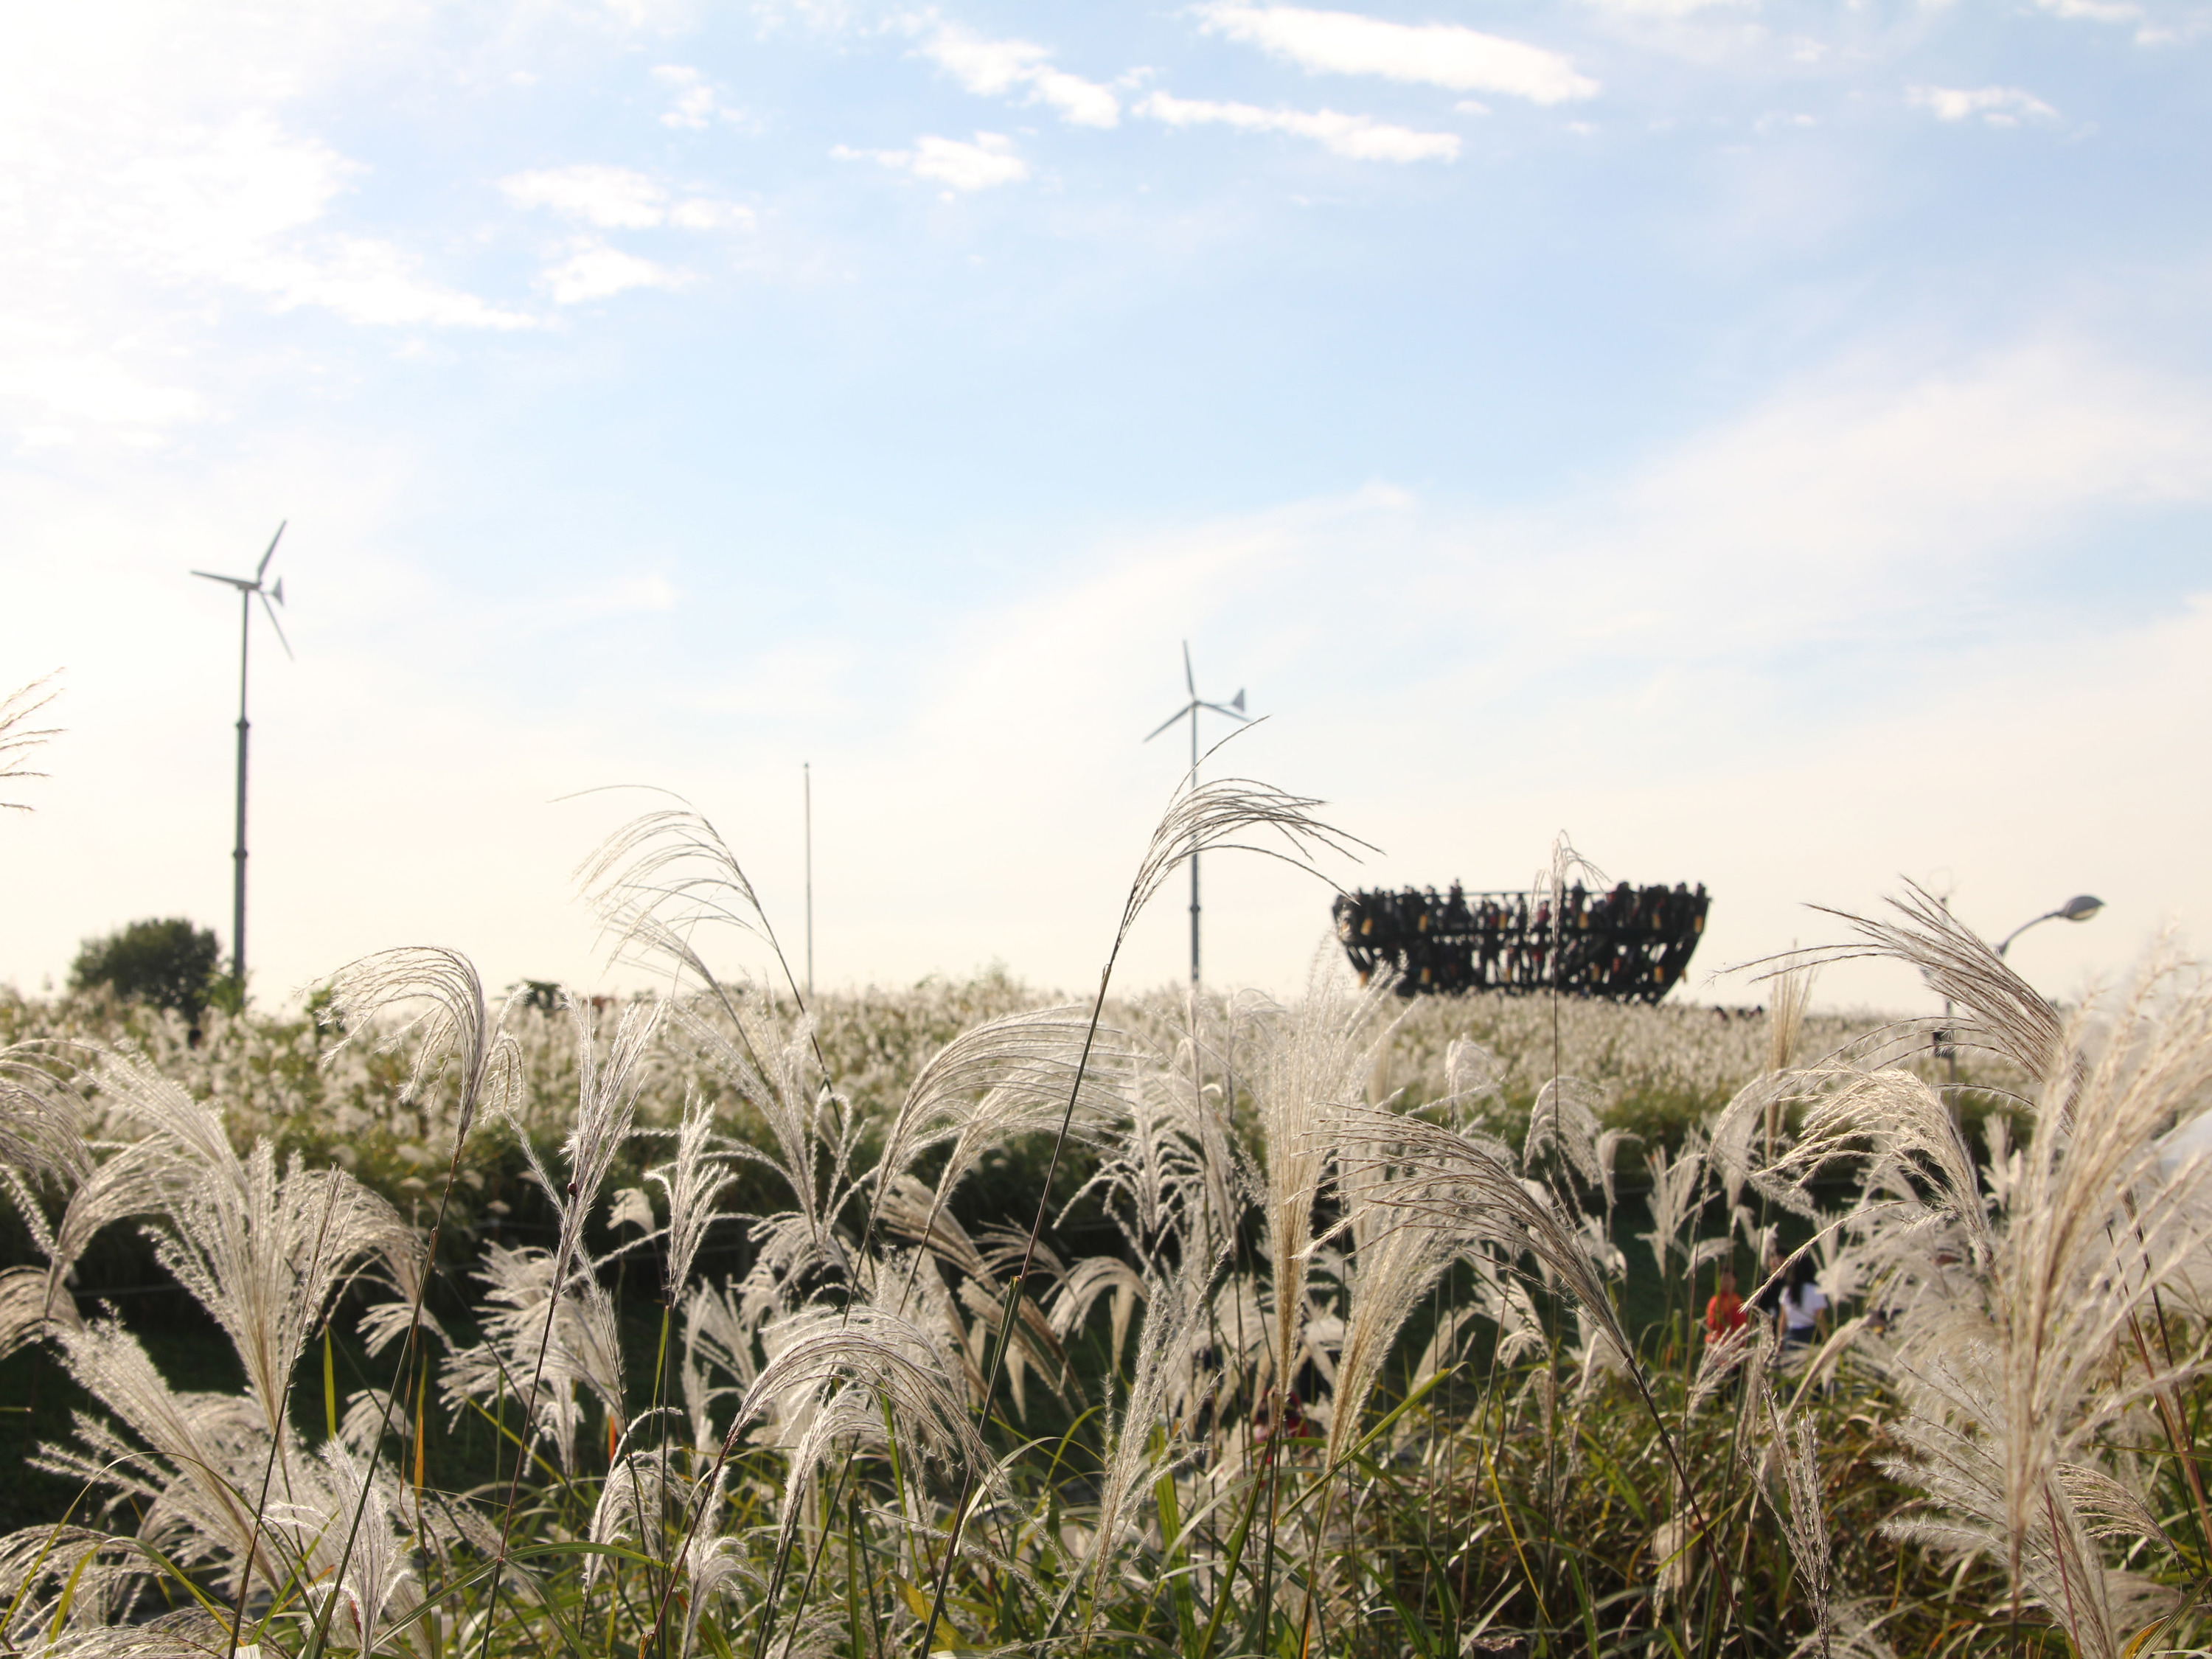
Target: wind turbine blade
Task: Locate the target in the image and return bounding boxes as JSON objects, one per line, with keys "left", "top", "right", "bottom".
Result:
{"left": 271, "top": 576, "right": 285, "bottom": 607}
{"left": 1231, "top": 689, "right": 1245, "bottom": 712}
{"left": 1182, "top": 640, "right": 1194, "bottom": 698}
{"left": 1199, "top": 700, "right": 1251, "bottom": 723}
{"left": 192, "top": 569, "right": 252, "bottom": 591}
{"left": 1144, "top": 701, "right": 1197, "bottom": 742}
{"left": 259, "top": 591, "right": 295, "bottom": 661}
{"left": 256, "top": 521, "right": 288, "bottom": 582}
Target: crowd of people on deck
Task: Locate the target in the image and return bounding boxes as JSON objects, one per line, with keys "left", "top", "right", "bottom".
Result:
{"left": 1332, "top": 879, "right": 1711, "bottom": 1001}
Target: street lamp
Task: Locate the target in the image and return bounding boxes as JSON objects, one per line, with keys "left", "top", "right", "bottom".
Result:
{"left": 1996, "top": 894, "right": 2104, "bottom": 959}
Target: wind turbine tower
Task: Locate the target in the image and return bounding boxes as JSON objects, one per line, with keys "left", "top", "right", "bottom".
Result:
{"left": 1144, "top": 641, "right": 1250, "bottom": 985}
{"left": 191, "top": 524, "right": 293, "bottom": 993}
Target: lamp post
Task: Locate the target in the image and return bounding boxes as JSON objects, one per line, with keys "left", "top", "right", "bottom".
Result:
{"left": 1996, "top": 894, "right": 2104, "bottom": 959}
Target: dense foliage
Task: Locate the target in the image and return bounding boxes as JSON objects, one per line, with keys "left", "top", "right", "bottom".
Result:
{"left": 0, "top": 795, "right": 2204, "bottom": 1659}
{"left": 66, "top": 917, "right": 226, "bottom": 1026}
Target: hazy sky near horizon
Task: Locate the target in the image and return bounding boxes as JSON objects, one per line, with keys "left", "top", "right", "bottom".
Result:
{"left": 1, "top": 0, "right": 2207, "bottom": 1016}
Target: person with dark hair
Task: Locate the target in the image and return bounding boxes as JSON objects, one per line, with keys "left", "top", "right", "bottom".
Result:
{"left": 1778, "top": 1251, "right": 1829, "bottom": 1356}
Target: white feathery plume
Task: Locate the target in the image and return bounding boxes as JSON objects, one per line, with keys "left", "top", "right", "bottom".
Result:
{"left": 667, "top": 1001, "right": 858, "bottom": 1273}
{"left": 877, "top": 1175, "right": 1074, "bottom": 1413}
{"left": 355, "top": 1223, "right": 447, "bottom": 1360}
{"left": 1522, "top": 1076, "right": 1605, "bottom": 1189}
{"left": 0, "top": 1042, "right": 89, "bottom": 1185}
{"left": 153, "top": 1141, "right": 406, "bottom": 1443}
{"left": 1071, "top": 1232, "right": 1217, "bottom": 1632}
{"left": 1249, "top": 951, "right": 1396, "bottom": 1398}
{"left": 0, "top": 1523, "right": 138, "bottom": 1641}
{"left": 1817, "top": 940, "right": 2212, "bottom": 1655}
{"left": 1048, "top": 1255, "right": 1147, "bottom": 1374}
{"left": 276, "top": 1441, "right": 417, "bottom": 1656}
{"left": 650, "top": 1093, "right": 738, "bottom": 1295}
{"left": 441, "top": 1243, "right": 626, "bottom": 1470}
{"left": 0, "top": 672, "right": 61, "bottom": 811}
{"left": 39, "top": 1320, "right": 275, "bottom": 1588}
{"left": 1323, "top": 1102, "right": 1474, "bottom": 1470}
{"left": 872, "top": 1006, "right": 1130, "bottom": 1204}
{"left": 608, "top": 1185, "right": 655, "bottom": 1237}
{"left": 1638, "top": 1135, "right": 1707, "bottom": 1273}
{"left": 0, "top": 1263, "right": 82, "bottom": 1360}
{"left": 1770, "top": 886, "right": 2066, "bottom": 1105}
{"left": 319, "top": 946, "right": 524, "bottom": 1147}
{"left": 1761, "top": 1395, "right": 1835, "bottom": 1652}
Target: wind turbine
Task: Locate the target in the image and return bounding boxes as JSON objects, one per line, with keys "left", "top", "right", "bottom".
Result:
{"left": 192, "top": 523, "right": 292, "bottom": 994}
{"left": 1144, "top": 641, "right": 1250, "bottom": 985}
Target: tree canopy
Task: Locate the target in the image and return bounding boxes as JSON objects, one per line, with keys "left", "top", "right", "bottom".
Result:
{"left": 69, "top": 917, "right": 224, "bottom": 1022}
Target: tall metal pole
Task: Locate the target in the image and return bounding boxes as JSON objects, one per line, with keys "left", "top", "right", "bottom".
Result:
{"left": 804, "top": 762, "right": 814, "bottom": 1000}
{"left": 1188, "top": 709, "right": 1200, "bottom": 986}
{"left": 232, "top": 588, "right": 251, "bottom": 989}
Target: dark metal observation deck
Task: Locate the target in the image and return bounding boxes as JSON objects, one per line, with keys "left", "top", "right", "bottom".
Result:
{"left": 1332, "top": 880, "right": 1711, "bottom": 1002}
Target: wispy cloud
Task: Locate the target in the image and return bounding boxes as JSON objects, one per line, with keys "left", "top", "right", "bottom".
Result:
{"left": 540, "top": 243, "right": 686, "bottom": 303}
{"left": 1195, "top": 4, "right": 1599, "bottom": 105}
{"left": 1908, "top": 85, "right": 2059, "bottom": 125}
{"left": 832, "top": 132, "right": 1031, "bottom": 191}
{"left": 651, "top": 65, "right": 743, "bottom": 129}
{"left": 1137, "top": 91, "right": 1460, "bottom": 161}
{"left": 501, "top": 165, "right": 754, "bottom": 231}
{"left": 914, "top": 21, "right": 1121, "bottom": 127}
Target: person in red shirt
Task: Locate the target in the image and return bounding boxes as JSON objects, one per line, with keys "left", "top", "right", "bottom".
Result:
{"left": 1705, "top": 1265, "right": 1747, "bottom": 1344}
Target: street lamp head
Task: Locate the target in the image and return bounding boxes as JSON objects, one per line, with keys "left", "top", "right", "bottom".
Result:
{"left": 2059, "top": 894, "right": 2104, "bottom": 923}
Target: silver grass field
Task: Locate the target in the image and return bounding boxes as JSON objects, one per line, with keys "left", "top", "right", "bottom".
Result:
{"left": 4, "top": 783, "right": 2211, "bottom": 1658}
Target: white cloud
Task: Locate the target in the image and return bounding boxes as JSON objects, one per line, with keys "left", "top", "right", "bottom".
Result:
{"left": 1136, "top": 91, "right": 1460, "bottom": 161}
{"left": 504, "top": 165, "right": 669, "bottom": 228}
{"left": 247, "top": 237, "right": 535, "bottom": 328}
{"left": 652, "top": 64, "right": 742, "bottom": 128}
{"left": 1908, "top": 85, "right": 2059, "bottom": 125}
{"left": 1196, "top": 4, "right": 1599, "bottom": 105}
{"left": 914, "top": 23, "right": 1120, "bottom": 128}
{"left": 540, "top": 242, "right": 686, "bottom": 303}
{"left": 669, "top": 198, "right": 757, "bottom": 230}
{"left": 2035, "top": 0, "right": 2143, "bottom": 22}
{"left": 1577, "top": 0, "right": 1753, "bottom": 13}
{"left": 834, "top": 132, "right": 1031, "bottom": 191}
{"left": 503, "top": 164, "right": 754, "bottom": 232}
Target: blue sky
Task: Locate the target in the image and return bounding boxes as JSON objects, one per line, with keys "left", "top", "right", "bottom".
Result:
{"left": 2, "top": 0, "right": 2207, "bottom": 1013}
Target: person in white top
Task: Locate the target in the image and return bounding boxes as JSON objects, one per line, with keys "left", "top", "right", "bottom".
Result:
{"left": 1778, "top": 1254, "right": 1828, "bottom": 1352}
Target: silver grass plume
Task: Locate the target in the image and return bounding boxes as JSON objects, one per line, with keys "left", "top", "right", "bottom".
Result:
{"left": 666, "top": 1000, "right": 858, "bottom": 1273}
{"left": 1778, "top": 886, "right": 2067, "bottom": 1102}
{"left": 1522, "top": 1076, "right": 1605, "bottom": 1189}
{"left": 1760, "top": 1392, "right": 1836, "bottom": 1655}
{"left": 319, "top": 946, "right": 524, "bottom": 1147}
{"left": 0, "top": 1523, "right": 141, "bottom": 1641}
{"left": 0, "top": 1041, "right": 89, "bottom": 1186}
{"left": 153, "top": 1139, "right": 408, "bottom": 1443}
{"left": 1250, "top": 951, "right": 1397, "bottom": 1399}
{"left": 272, "top": 1441, "right": 419, "bottom": 1655}
{"left": 1065, "top": 1033, "right": 1253, "bottom": 1277}
{"left": 650, "top": 1091, "right": 738, "bottom": 1295}
{"left": 441, "top": 1242, "right": 626, "bottom": 1470}
{"left": 1070, "top": 1218, "right": 1220, "bottom": 1633}
{"left": 1638, "top": 1134, "right": 1708, "bottom": 1276}
{"left": 40, "top": 1320, "right": 277, "bottom": 1589}
{"left": 873, "top": 1006, "right": 1130, "bottom": 1213}
{"left": 877, "top": 1175, "right": 1075, "bottom": 1415}
{"left": 1823, "top": 942, "right": 2212, "bottom": 1655}
{"left": 0, "top": 672, "right": 61, "bottom": 811}
{"left": 575, "top": 799, "right": 799, "bottom": 1027}
{"left": 1323, "top": 1115, "right": 1467, "bottom": 1471}
{"left": 1349, "top": 1109, "right": 1634, "bottom": 1369}
{"left": 740, "top": 1303, "right": 992, "bottom": 1562}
